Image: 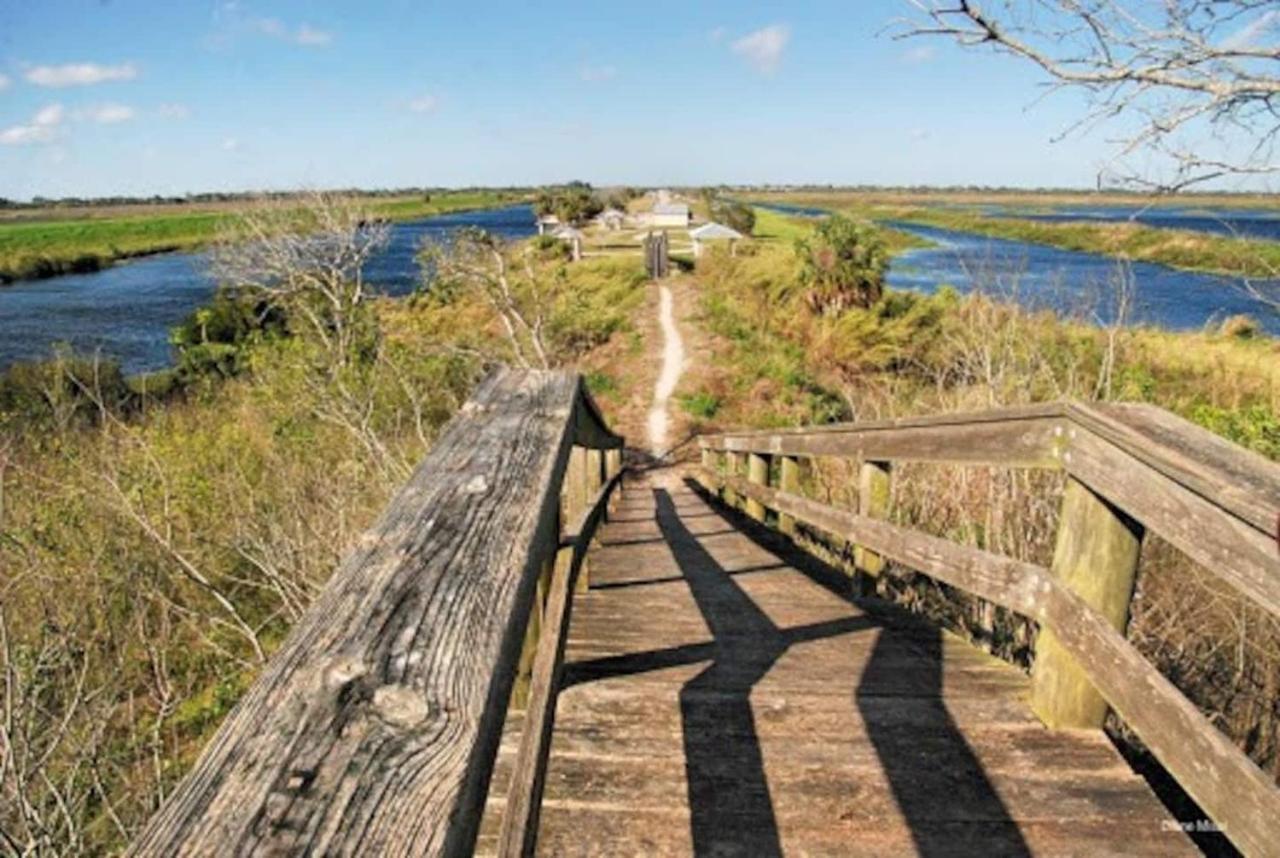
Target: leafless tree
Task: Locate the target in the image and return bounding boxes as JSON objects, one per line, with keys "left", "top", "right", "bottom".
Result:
{"left": 898, "top": 1, "right": 1280, "bottom": 192}
{"left": 424, "top": 228, "right": 554, "bottom": 369}
{"left": 211, "top": 191, "right": 390, "bottom": 368}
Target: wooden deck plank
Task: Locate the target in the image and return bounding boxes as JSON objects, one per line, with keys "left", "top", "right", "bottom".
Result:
{"left": 481, "top": 471, "right": 1196, "bottom": 857}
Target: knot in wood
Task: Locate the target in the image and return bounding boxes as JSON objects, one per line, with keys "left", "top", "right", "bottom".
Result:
{"left": 372, "top": 685, "right": 431, "bottom": 729}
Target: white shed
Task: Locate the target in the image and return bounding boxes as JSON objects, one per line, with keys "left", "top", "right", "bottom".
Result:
{"left": 690, "top": 222, "right": 744, "bottom": 257}
{"left": 648, "top": 203, "right": 690, "bottom": 228}
{"left": 536, "top": 214, "right": 562, "bottom": 235}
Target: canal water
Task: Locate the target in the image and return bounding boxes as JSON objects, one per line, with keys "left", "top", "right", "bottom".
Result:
{"left": 761, "top": 203, "right": 1280, "bottom": 336}
{"left": 0, "top": 205, "right": 536, "bottom": 374}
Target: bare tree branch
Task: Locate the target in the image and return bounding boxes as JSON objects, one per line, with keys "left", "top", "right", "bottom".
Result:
{"left": 898, "top": 0, "right": 1280, "bottom": 191}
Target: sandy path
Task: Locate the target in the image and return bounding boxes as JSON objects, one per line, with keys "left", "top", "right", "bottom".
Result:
{"left": 646, "top": 283, "right": 686, "bottom": 459}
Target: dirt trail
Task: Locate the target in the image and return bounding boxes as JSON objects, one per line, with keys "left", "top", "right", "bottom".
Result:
{"left": 646, "top": 283, "right": 687, "bottom": 459}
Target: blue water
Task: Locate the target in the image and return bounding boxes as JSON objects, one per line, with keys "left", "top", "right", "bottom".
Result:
{"left": 982, "top": 204, "right": 1280, "bottom": 241}
{"left": 885, "top": 222, "right": 1280, "bottom": 335}
{"left": 758, "top": 202, "right": 1279, "bottom": 335}
{"left": 0, "top": 204, "right": 536, "bottom": 373}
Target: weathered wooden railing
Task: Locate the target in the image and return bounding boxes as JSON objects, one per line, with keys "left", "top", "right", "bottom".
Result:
{"left": 698, "top": 401, "right": 1280, "bottom": 858}
{"left": 129, "top": 368, "right": 623, "bottom": 857}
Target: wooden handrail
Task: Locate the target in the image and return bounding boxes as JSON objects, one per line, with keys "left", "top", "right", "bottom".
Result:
{"left": 129, "top": 368, "right": 622, "bottom": 857}
{"left": 700, "top": 400, "right": 1280, "bottom": 617}
{"left": 697, "top": 400, "right": 1280, "bottom": 858}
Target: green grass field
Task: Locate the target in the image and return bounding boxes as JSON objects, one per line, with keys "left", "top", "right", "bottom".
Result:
{"left": 0, "top": 190, "right": 522, "bottom": 283}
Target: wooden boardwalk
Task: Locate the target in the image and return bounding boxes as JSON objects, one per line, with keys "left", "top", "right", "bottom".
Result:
{"left": 482, "top": 470, "right": 1195, "bottom": 857}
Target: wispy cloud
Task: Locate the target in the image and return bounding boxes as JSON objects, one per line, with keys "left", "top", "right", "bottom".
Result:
{"left": 0, "top": 74, "right": 10, "bottom": 91}
{"left": 579, "top": 63, "right": 617, "bottom": 82}
{"left": 1222, "top": 9, "right": 1280, "bottom": 49}
{"left": 77, "top": 103, "right": 136, "bottom": 124}
{"left": 902, "top": 44, "right": 935, "bottom": 64}
{"left": 253, "top": 17, "right": 333, "bottom": 47}
{"left": 408, "top": 94, "right": 439, "bottom": 113}
{"left": 157, "top": 103, "right": 191, "bottom": 119}
{"left": 731, "top": 24, "right": 790, "bottom": 74}
{"left": 708, "top": 26, "right": 726, "bottom": 43}
{"left": 295, "top": 24, "right": 332, "bottom": 46}
{"left": 25, "top": 62, "right": 138, "bottom": 87}
{"left": 0, "top": 103, "right": 65, "bottom": 145}
{"left": 221, "top": 137, "right": 239, "bottom": 151}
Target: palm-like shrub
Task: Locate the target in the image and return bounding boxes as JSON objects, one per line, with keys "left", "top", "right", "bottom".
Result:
{"left": 794, "top": 215, "right": 888, "bottom": 314}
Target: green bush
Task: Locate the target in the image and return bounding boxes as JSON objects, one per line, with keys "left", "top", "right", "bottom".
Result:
{"left": 794, "top": 214, "right": 888, "bottom": 314}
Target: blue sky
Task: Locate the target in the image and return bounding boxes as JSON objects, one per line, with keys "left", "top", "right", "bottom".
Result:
{"left": 0, "top": 1, "right": 1162, "bottom": 199}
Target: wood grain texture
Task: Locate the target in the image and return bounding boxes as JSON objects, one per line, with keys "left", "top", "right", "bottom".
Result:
{"left": 706, "top": 468, "right": 1280, "bottom": 858}
{"left": 479, "top": 473, "right": 1195, "bottom": 857}
{"left": 1069, "top": 401, "right": 1280, "bottom": 535}
{"left": 130, "top": 369, "right": 581, "bottom": 857}
{"left": 705, "top": 416, "right": 1064, "bottom": 469}
{"left": 1065, "top": 429, "right": 1280, "bottom": 620}
{"left": 1032, "top": 478, "right": 1143, "bottom": 729}
{"left": 496, "top": 470, "right": 623, "bottom": 857}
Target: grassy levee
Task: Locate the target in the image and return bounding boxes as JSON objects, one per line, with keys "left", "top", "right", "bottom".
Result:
{"left": 892, "top": 206, "right": 1280, "bottom": 280}
{"left": 0, "top": 240, "right": 644, "bottom": 853}
{"left": 745, "top": 190, "right": 1280, "bottom": 279}
{"left": 679, "top": 213, "right": 1280, "bottom": 821}
{"left": 0, "top": 190, "right": 523, "bottom": 284}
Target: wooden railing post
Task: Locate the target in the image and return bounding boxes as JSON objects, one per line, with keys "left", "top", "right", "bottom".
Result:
{"left": 605, "top": 448, "right": 622, "bottom": 513}
{"left": 512, "top": 530, "right": 555, "bottom": 710}
{"left": 586, "top": 448, "right": 604, "bottom": 518}
{"left": 746, "top": 453, "right": 770, "bottom": 522}
{"left": 778, "top": 456, "right": 800, "bottom": 536}
{"left": 567, "top": 447, "right": 591, "bottom": 593}
{"left": 1032, "top": 477, "right": 1143, "bottom": 729}
{"left": 854, "top": 460, "right": 891, "bottom": 595}
{"left": 726, "top": 452, "right": 744, "bottom": 510}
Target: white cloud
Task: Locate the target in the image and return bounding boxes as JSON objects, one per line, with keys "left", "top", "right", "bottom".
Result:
{"left": 157, "top": 103, "right": 191, "bottom": 119}
{"left": 731, "top": 25, "right": 789, "bottom": 74}
{"left": 33, "top": 104, "right": 65, "bottom": 126}
{"left": 252, "top": 17, "right": 333, "bottom": 46}
{"left": 0, "top": 102, "right": 64, "bottom": 145}
{"left": 221, "top": 136, "right": 239, "bottom": 151}
{"left": 1222, "top": 10, "right": 1280, "bottom": 50}
{"left": 0, "top": 74, "right": 10, "bottom": 91}
{"left": 708, "top": 26, "right": 726, "bottom": 43}
{"left": 78, "top": 103, "right": 136, "bottom": 124}
{"left": 25, "top": 62, "right": 138, "bottom": 87}
{"left": 408, "top": 94, "right": 439, "bottom": 113}
{"left": 902, "top": 44, "right": 935, "bottom": 64}
{"left": 579, "top": 64, "right": 617, "bottom": 82}
{"left": 295, "top": 24, "right": 332, "bottom": 46}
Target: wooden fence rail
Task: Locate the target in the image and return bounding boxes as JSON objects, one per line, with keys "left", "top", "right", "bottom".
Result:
{"left": 698, "top": 400, "right": 1280, "bottom": 858}
{"left": 129, "top": 368, "right": 623, "bottom": 857}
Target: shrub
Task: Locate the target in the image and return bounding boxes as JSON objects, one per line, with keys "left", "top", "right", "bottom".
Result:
{"left": 794, "top": 214, "right": 888, "bottom": 314}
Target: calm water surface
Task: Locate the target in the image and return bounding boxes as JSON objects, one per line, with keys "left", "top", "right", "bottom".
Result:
{"left": 980, "top": 203, "right": 1280, "bottom": 241}
{"left": 760, "top": 203, "right": 1279, "bottom": 335}
{"left": 0, "top": 205, "right": 536, "bottom": 373}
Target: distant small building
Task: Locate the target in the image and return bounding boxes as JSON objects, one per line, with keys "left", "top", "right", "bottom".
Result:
{"left": 648, "top": 203, "right": 690, "bottom": 228}
{"left": 552, "top": 225, "right": 584, "bottom": 261}
{"left": 690, "top": 222, "right": 744, "bottom": 258}
{"left": 536, "top": 214, "right": 561, "bottom": 235}
{"left": 597, "top": 208, "right": 627, "bottom": 231}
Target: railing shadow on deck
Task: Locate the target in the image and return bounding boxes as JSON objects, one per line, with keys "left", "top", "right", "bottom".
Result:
{"left": 564, "top": 481, "right": 1028, "bottom": 856}
{"left": 696, "top": 400, "right": 1280, "bottom": 857}
{"left": 679, "top": 478, "right": 1032, "bottom": 858}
